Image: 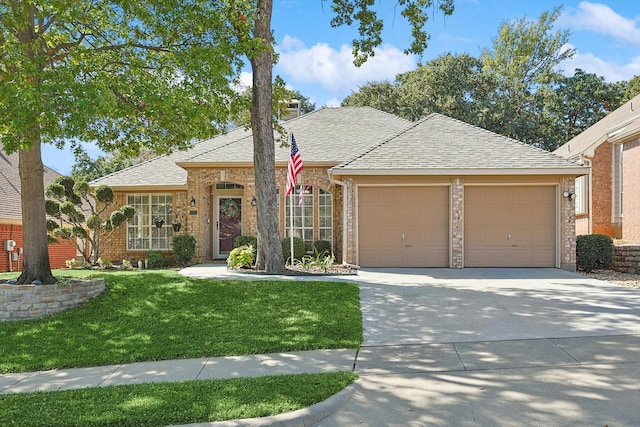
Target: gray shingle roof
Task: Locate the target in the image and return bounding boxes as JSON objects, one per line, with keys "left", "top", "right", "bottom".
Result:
{"left": 92, "top": 107, "right": 410, "bottom": 187}
{"left": 0, "top": 152, "right": 61, "bottom": 221}
{"left": 92, "top": 108, "right": 585, "bottom": 188}
{"left": 331, "top": 113, "right": 585, "bottom": 175}
{"left": 554, "top": 93, "right": 640, "bottom": 159}
{"left": 184, "top": 107, "right": 411, "bottom": 164}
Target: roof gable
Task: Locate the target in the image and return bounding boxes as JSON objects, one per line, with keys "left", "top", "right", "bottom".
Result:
{"left": 554, "top": 93, "right": 640, "bottom": 159}
{"left": 92, "top": 107, "right": 410, "bottom": 187}
{"left": 332, "top": 113, "right": 585, "bottom": 175}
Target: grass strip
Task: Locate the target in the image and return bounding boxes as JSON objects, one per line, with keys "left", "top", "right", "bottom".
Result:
{"left": 0, "top": 270, "right": 363, "bottom": 373}
{"left": 0, "top": 372, "right": 357, "bottom": 427}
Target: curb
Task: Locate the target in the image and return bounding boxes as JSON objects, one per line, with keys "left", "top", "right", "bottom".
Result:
{"left": 169, "top": 382, "right": 356, "bottom": 427}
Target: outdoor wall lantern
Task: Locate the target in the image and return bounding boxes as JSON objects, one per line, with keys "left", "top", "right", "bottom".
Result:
{"left": 190, "top": 197, "right": 196, "bottom": 207}
{"left": 251, "top": 196, "right": 257, "bottom": 207}
{"left": 563, "top": 191, "right": 576, "bottom": 200}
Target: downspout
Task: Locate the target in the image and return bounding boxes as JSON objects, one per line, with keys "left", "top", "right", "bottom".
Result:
{"left": 329, "top": 176, "right": 348, "bottom": 266}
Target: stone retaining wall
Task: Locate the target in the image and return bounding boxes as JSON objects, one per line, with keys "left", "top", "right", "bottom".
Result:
{"left": 613, "top": 245, "right": 640, "bottom": 273}
{"left": 0, "top": 279, "right": 106, "bottom": 321}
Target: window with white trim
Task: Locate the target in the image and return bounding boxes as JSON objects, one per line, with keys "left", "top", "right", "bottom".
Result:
{"left": 127, "top": 194, "right": 173, "bottom": 250}
{"left": 318, "top": 189, "right": 333, "bottom": 247}
{"left": 613, "top": 143, "right": 623, "bottom": 221}
{"left": 285, "top": 185, "right": 313, "bottom": 250}
{"left": 574, "top": 175, "right": 588, "bottom": 215}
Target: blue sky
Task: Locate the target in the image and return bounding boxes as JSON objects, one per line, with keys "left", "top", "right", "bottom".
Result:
{"left": 44, "top": 0, "right": 640, "bottom": 175}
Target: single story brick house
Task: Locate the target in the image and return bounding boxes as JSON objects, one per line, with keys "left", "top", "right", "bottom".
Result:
{"left": 554, "top": 93, "right": 640, "bottom": 241}
{"left": 0, "top": 152, "right": 78, "bottom": 272}
{"left": 92, "top": 107, "right": 586, "bottom": 271}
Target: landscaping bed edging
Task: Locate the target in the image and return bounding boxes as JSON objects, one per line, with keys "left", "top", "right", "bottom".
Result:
{"left": 613, "top": 245, "right": 640, "bottom": 274}
{"left": 0, "top": 279, "right": 106, "bottom": 321}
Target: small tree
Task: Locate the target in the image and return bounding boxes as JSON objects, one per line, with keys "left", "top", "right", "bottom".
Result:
{"left": 45, "top": 176, "right": 134, "bottom": 265}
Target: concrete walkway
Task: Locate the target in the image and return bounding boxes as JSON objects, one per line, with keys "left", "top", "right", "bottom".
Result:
{"left": 0, "top": 349, "right": 357, "bottom": 394}
{"left": 3, "top": 265, "right": 640, "bottom": 426}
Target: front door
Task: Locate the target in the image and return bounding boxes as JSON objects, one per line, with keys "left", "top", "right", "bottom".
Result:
{"left": 217, "top": 197, "right": 242, "bottom": 258}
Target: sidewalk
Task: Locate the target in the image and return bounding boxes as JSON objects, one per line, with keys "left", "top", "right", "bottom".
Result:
{"left": 0, "top": 349, "right": 357, "bottom": 394}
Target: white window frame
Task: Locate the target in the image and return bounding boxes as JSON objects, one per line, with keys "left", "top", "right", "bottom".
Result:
{"left": 127, "top": 193, "right": 173, "bottom": 251}
{"left": 285, "top": 185, "right": 314, "bottom": 250}
{"left": 318, "top": 189, "right": 333, "bottom": 247}
{"left": 613, "top": 143, "right": 623, "bottom": 221}
{"left": 574, "top": 175, "right": 588, "bottom": 215}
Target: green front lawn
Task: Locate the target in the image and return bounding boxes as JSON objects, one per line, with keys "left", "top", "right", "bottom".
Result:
{"left": 0, "top": 372, "right": 358, "bottom": 427}
{"left": 0, "top": 270, "right": 363, "bottom": 373}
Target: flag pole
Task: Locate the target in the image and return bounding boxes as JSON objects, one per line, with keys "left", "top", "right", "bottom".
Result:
{"left": 289, "top": 132, "right": 295, "bottom": 265}
{"left": 286, "top": 132, "right": 303, "bottom": 265}
{"left": 289, "top": 184, "right": 294, "bottom": 265}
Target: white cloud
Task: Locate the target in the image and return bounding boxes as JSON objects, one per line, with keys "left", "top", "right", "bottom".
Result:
{"left": 239, "top": 71, "right": 253, "bottom": 88}
{"left": 559, "top": 44, "right": 640, "bottom": 82}
{"left": 559, "top": 1, "right": 640, "bottom": 45}
{"left": 323, "top": 97, "right": 342, "bottom": 108}
{"left": 276, "top": 35, "right": 416, "bottom": 94}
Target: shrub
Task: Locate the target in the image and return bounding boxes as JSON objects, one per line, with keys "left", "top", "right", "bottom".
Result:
{"left": 282, "top": 237, "right": 306, "bottom": 264}
{"left": 65, "top": 258, "right": 77, "bottom": 269}
{"left": 97, "top": 257, "right": 112, "bottom": 269}
{"left": 576, "top": 234, "right": 614, "bottom": 273}
{"left": 146, "top": 251, "right": 165, "bottom": 269}
{"left": 312, "top": 240, "right": 332, "bottom": 257}
{"left": 121, "top": 259, "right": 133, "bottom": 270}
{"left": 227, "top": 245, "right": 255, "bottom": 269}
{"left": 234, "top": 235, "right": 257, "bottom": 249}
{"left": 172, "top": 235, "right": 197, "bottom": 266}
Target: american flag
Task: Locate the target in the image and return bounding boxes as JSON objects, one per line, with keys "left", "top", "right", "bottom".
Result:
{"left": 286, "top": 133, "right": 303, "bottom": 196}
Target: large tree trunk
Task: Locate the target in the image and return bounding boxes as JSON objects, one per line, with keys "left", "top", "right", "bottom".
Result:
{"left": 16, "top": 141, "right": 56, "bottom": 284}
{"left": 250, "top": 0, "right": 284, "bottom": 272}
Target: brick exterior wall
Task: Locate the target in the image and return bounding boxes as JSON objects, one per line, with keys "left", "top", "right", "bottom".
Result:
{"left": 0, "top": 223, "right": 77, "bottom": 272}
{"left": 103, "top": 167, "right": 342, "bottom": 265}
{"left": 622, "top": 138, "right": 640, "bottom": 242}
{"left": 98, "top": 190, "right": 187, "bottom": 266}
{"left": 102, "top": 170, "right": 578, "bottom": 271}
{"left": 184, "top": 166, "right": 340, "bottom": 263}
{"left": 560, "top": 177, "right": 577, "bottom": 271}
{"left": 590, "top": 143, "right": 614, "bottom": 237}
{"left": 451, "top": 179, "right": 464, "bottom": 268}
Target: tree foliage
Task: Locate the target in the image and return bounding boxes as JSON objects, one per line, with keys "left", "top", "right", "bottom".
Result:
{"left": 45, "top": 176, "right": 134, "bottom": 264}
{"left": 328, "top": 0, "right": 455, "bottom": 66}
{"left": 343, "top": 7, "right": 630, "bottom": 151}
{"left": 0, "top": 0, "right": 251, "bottom": 283}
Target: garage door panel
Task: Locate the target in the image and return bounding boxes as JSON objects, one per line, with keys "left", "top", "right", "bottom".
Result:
{"left": 465, "top": 186, "right": 556, "bottom": 268}
{"left": 359, "top": 186, "right": 449, "bottom": 267}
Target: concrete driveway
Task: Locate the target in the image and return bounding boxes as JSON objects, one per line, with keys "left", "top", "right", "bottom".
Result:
{"left": 316, "top": 268, "right": 640, "bottom": 426}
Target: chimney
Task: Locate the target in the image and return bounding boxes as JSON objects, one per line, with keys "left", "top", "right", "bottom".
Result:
{"left": 282, "top": 99, "right": 301, "bottom": 121}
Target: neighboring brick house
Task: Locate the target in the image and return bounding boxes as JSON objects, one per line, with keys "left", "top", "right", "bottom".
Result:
{"left": 92, "top": 107, "right": 586, "bottom": 271}
{"left": 0, "top": 152, "right": 78, "bottom": 272}
{"left": 554, "top": 93, "right": 640, "bottom": 241}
